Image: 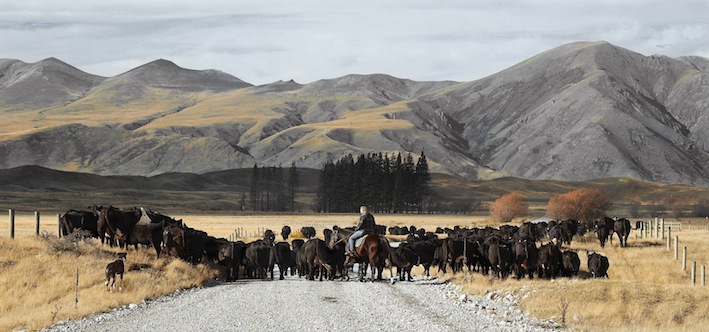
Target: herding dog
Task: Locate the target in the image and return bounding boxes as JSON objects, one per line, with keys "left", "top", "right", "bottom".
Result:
{"left": 105, "top": 252, "right": 127, "bottom": 292}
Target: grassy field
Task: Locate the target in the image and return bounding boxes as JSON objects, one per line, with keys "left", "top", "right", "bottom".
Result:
{"left": 2, "top": 213, "right": 708, "bottom": 331}
{"left": 0, "top": 236, "right": 218, "bottom": 331}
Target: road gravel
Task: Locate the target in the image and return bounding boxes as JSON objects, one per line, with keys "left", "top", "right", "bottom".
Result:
{"left": 46, "top": 277, "right": 556, "bottom": 332}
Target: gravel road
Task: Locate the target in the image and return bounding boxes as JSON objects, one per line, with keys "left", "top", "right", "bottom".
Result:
{"left": 47, "top": 277, "right": 556, "bottom": 332}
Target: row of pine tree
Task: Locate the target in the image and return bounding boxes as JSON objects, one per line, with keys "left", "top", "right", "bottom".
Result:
{"left": 249, "top": 163, "right": 299, "bottom": 212}
{"left": 315, "top": 152, "right": 431, "bottom": 213}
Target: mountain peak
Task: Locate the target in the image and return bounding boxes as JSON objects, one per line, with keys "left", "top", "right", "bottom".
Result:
{"left": 0, "top": 57, "right": 104, "bottom": 111}
{"left": 111, "top": 59, "right": 251, "bottom": 93}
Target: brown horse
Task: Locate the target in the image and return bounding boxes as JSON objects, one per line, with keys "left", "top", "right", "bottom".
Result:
{"left": 330, "top": 226, "right": 394, "bottom": 283}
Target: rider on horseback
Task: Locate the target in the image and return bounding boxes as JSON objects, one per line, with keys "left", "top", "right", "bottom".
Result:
{"left": 346, "top": 205, "right": 376, "bottom": 257}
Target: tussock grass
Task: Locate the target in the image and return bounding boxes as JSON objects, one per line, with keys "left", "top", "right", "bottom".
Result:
{"left": 0, "top": 235, "right": 218, "bottom": 331}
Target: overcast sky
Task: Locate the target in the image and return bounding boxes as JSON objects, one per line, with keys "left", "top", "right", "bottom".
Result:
{"left": 1, "top": 0, "right": 707, "bottom": 85}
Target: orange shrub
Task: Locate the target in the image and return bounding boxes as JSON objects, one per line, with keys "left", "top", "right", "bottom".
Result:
{"left": 546, "top": 188, "right": 611, "bottom": 222}
{"left": 490, "top": 192, "right": 528, "bottom": 223}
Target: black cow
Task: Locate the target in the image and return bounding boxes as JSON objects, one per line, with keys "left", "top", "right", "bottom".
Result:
{"left": 535, "top": 222, "right": 549, "bottom": 240}
{"left": 547, "top": 224, "right": 569, "bottom": 247}
{"left": 184, "top": 227, "right": 208, "bottom": 264}
{"left": 127, "top": 221, "right": 164, "bottom": 257}
{"left": 614, "top": 218, "right": 632, "bottom": 247}
{"left": 537, "top": 242, "right": 562, "bottom": 279}
{"left": 301, "top": 226, "right": 316, "bottom": 239}
{"left": 598, "top": 217, "right": 616, "bottom": 244}
{"left": 485, "top": 236, "right": 513, "bottom": 279}
{"left": 561, "top": 250, "right": 580, "bottom": 277}
{"left": 560, "top": 220, "right": 579, "bottom": 243}
{"left": 292, "top": 239, "right": 309, "bottom": 278}
{"left": 410, "top": 239, "right": 437, "bottom": 277}
{"left": 587, "top": 251, "right": 609, "bottom": 278}
{"left": 499, "top": 225, "right": 519, "bottom": 241}
{"left": 98, "top": 207, "right": 142, "bottom": 248}
{"left": 281, "top": 225, "right": 291, "bottom": 240}
{"left": 219, "top": 241, "right": 245, "bottom": 281}
{"left": 595, "top": 224, "right": 609, "bottom": 248}
{"left": 263, "top": 229, "right": 276, "bottom": 246}
{"left": 269, "top": 242, "right": 295, "bottom": 280}
{"left": 301, "top": 239, "right": 320, "bottom": 280}
{"left": 516, "top": 222, "right": 537, "bottom": 242}
{"left": 245, "top": 239, "right": 270, "bottom": 279}
{"left": 391, "top": 243, "right": 417, "bottom": 281}
{"left": 301, "top": 238, "right": 341, "bottom": 281}
{"left": 433, "top": 239, "right": 449, "bottom": 273}
{"left": 59, "top": 209, "right": 100, "bottom": 238}
{"left": 513, "top": 237, "right": 538, "bottom": 279}
{"left": 446, "top": 238, "right": 465, "bottom": 273}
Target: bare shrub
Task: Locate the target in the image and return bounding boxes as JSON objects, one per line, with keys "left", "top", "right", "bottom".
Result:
{"left": 38, "top": 230, "right": 94, "bottom": 256}
{"left": 547, "top": 188, "right": 611, "bottom": 222}
{"left": 490, "top": 192, "right": 528, "bottom": 223}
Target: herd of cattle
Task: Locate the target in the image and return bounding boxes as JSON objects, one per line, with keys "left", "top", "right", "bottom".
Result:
{"left": 59, "top": 206, "right": 632, "bottom": 282}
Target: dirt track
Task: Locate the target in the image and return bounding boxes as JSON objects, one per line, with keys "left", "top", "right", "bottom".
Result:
{"left": 47, "top": 277, "right": 554, "bottom": 332}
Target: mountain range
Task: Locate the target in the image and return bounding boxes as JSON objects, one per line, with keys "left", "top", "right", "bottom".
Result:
{"left": 1, "top": 41, "right": 708, "bottom": 186}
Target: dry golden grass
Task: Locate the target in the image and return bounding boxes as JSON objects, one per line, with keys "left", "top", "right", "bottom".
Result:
{"left": 0, "top": 235, "right": 218, "bottom": 331}
{"left": 443, "top": 228, "right": 709, "bottom": 332}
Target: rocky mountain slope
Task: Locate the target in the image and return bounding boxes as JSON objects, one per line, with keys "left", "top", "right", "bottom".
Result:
{"left": 0, "top": 41, "right": 708, "bottom": 185}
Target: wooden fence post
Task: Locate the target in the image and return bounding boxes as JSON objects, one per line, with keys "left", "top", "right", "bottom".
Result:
{"left": 682, "top": 247, "right": 687, "bottom": 271}
{"left": 674, "top": 236, "right": 679, "bottom": 260}
{"left": 691, "top": 261, "right": 697, "bottom": 285}
{"left": 666, "top": 227, "right": 671, "bottom": 250}
{"left": 8, "top": 209, "right": 15, "bottom": 239}
{"left": 643, "top": 221, "right": 650, "bottom": 239}
{"left": 702, "top": 265, "right": 706, "bottom": 287}
{"left": 57, "top": 213, "right": 62, "bottom": 238}
{"left": 661, "top": 218, "right": 665, "bottom": 239}
{"left": 35, "top": 211, "right": 41, "bottom": 236}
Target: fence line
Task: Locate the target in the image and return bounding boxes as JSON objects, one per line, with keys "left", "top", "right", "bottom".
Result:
{"left": 668, "top": 232, "right": 707, "bottom": 287}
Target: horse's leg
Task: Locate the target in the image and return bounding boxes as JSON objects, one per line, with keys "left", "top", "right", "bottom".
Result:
{"left": 119, "top": 273, "right": 123, "bottom": 292}
{"left": 367, "top": 243, "right": 378, "bottom": 281}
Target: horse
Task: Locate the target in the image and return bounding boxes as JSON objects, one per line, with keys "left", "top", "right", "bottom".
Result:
{"left": 330, "top": 226, "right": 394, "bottom": 283}
{"left": 105, "top": 253, "right": 127, "bottom": 292}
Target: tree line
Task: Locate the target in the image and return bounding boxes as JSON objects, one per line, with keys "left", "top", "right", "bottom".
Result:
{"left": 315, "top": 152, "right": 431, "bottom": 213}
{"left": 248, "top": 162, "right": 300, "bottom": 212}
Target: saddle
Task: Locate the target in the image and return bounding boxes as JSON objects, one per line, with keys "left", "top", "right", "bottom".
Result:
{"left": 354, "top": 234, "right": 369, "bottom": 249}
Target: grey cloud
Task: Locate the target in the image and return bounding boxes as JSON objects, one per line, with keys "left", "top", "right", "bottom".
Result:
{"left": 0, "top": 1, "right": 707, "bottom": 85}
